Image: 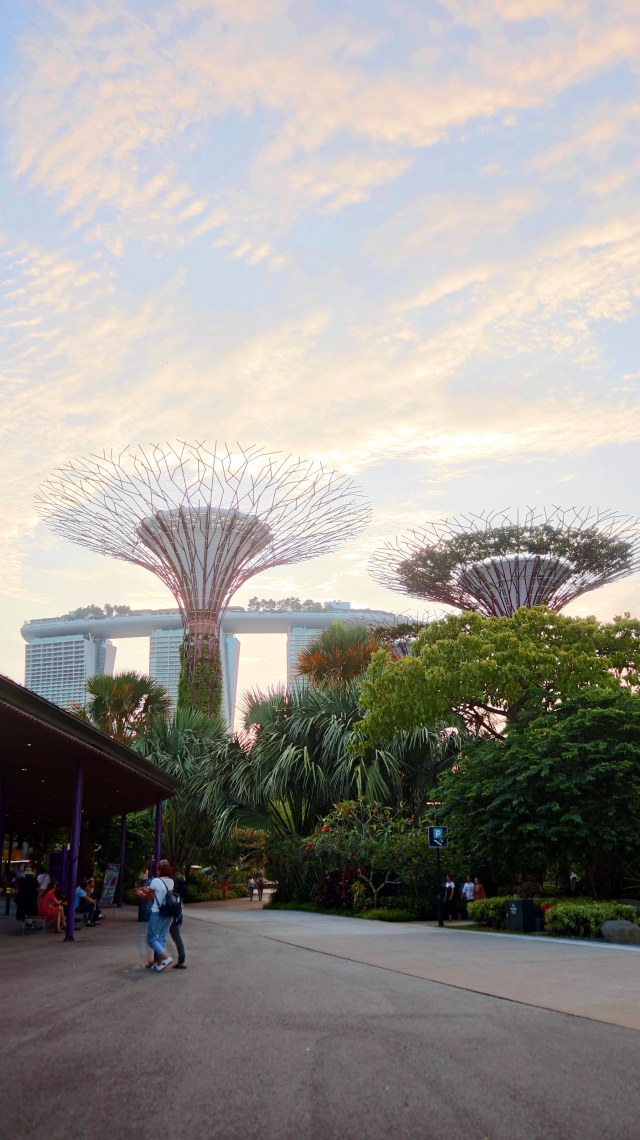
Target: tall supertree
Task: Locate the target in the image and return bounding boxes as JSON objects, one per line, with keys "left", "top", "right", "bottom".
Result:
{"left": 36, "top": 442, "right": 371, "bottom": 715}
{"left": 370, "top": 507, "right": 640, "bottom": 618}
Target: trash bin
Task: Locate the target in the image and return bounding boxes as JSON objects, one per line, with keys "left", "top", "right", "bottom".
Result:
{"left": 137, "top": 879, "right": 152, "bottom": 923}
{"left": 506, "top": 898, "right": 536, "bottom": 932}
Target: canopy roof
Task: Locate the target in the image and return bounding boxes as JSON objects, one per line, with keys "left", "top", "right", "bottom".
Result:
{"left": 0, "top": 675, "right": 177, "bottom": 832}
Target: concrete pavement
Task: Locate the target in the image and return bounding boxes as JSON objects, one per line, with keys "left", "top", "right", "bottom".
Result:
{"left": 191, "top": 900, "right": 640, "bottom": 1030}
{"left": 1, "top": 905, "right": 639, "bottom": 1140}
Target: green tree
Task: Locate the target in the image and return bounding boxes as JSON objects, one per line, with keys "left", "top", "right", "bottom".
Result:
{"left": 296, "top": 620, "right": 380, "bottom": 685}
{"left": 358, "top": 608, "right": 637, "bottom": 742}
{"left": 134, "top": 707, "right": 231, "bottom": 872}
{"left": 306, "top": 800, "right": 431, "bottom": 908}
{"left": 436, "top": 690, "right": 640, "bottom": 897}
{"left": 191, "top": 682, "right": 403, "bottom": 845}
{"left": 69, "top": 671, "right": 172, "bottom": 743}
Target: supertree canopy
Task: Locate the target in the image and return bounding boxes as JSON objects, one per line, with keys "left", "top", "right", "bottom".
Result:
{"left": 36, "top": 442, "right": 371, "bottom": 715}
{"left": 369, "top": 507, "right": 640, "bottom": 618}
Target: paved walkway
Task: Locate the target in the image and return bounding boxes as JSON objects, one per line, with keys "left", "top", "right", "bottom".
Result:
{"left": 188, "top": 901, "right": 640, "bottom": 1031}
{"left": 2, "top": 904, "right": 639, "bottom": 1139}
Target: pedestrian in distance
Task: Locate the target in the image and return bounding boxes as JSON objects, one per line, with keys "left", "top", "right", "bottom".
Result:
{"left": 461, "top": 874, "right": 475, "bottom": 917}
{"left": 136, "top": 859, "right": 176, "bottom": 972}
{"left": 473, "top": 878, "right": 486, "bottom": 901}
{"left": 443, "top": 874, "right": 456, "bottom": 921}
{"left": 248, "top": 876, "right": 256, "bottom": 901}
{"left": 256, "top": 876, "right": 265, "bottom": 902}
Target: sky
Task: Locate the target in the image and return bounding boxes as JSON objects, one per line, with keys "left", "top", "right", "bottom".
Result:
{"left": 1, "top": 0, "right": 640, "bottom": 702}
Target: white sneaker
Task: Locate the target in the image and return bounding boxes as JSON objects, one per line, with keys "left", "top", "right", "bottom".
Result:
{"left": 154, "top": 957, "right": 173, "bottom": 972}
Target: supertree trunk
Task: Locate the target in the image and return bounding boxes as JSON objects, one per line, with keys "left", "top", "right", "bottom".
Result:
{"left": 178, "top": 629, "right": 222, "bottom": 717}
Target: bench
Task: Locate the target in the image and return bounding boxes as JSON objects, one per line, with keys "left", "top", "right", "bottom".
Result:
{"left": 22, "top": 916, "right": 47, "bottom": 933}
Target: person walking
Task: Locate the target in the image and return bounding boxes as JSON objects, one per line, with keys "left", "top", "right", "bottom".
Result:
{"left": 169, "top": 873, "right": 187, "bottom": 970}
{"left": 256, "top": 876, "right": 265, "bottom": 902}
{"left": 248, "top": 876, "right": 256, "bottom": 901}
{"left": 461, "top": 874, "right": 475, "bottom": 917}
{"left": 473, "top": 878, "right": 486, "bottom": 900}
{"left": 137, "top": 859, "right": 175, "bottom": 972}
{"left": 443, "top": 874, "right": 456, "bottom": 922}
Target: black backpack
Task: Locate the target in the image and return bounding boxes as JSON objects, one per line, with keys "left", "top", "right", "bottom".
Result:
{"left": 157, "top": 877, "right": 183, "bottom": 920}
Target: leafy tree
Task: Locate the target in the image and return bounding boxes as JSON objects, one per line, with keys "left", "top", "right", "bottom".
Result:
{"left": 134, "top": 707, "right": 232, "bottom": 872}
{"left": 306, "top": 800, "right": 431, "bottom": 908}
{"left": 436, "top": 690, "right": 640, "bottom": 897}
{"left": 358, "top": 608, "right": 637, "bottom": 742}
{"left": 296, "top": 620, "right": 380, "bottom": 685}
{"left": 69, "top": 671, "right": 172, "bottom": 742}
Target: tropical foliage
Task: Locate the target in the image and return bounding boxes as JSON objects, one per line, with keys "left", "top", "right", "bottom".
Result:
{"left": 436, "top": 690, "right": 640, "bottom": 897}
{"left": 296, "top": 620, "right": 381, "bottom": 685}
{"left": 357, "top": 608, "right": 640, "bottom": 741}
{"left": 134, "top": 706, "right": 232, "bottom": 871}
{"left": 69, "top": 670, "right": 172, "bottom": 742}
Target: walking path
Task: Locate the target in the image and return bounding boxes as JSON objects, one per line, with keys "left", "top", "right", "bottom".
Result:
{"left": 188, "top": 900, "right": 640, "bottom": 1031}
{"left": 2, "top": 904, "right": 639, "bottom": 1139}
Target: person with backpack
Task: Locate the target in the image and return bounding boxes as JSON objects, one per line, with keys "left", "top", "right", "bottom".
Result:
{"left": 136, "top": 859, "right": 180, "bottom": 972}
{"left": 169, "top": 872, "right": 187, "bottom": 970}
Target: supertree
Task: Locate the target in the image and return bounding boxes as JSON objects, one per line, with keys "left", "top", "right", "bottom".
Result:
{"left": 36, "top": 442, "right": 371, "bottom": 715}
{"left": 369, "top": 507, "right": 640, "bottom": 618}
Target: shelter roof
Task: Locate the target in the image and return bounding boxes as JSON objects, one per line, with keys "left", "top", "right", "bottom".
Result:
{"left": 0, "top": 675, "right": 178, "bottom": 831}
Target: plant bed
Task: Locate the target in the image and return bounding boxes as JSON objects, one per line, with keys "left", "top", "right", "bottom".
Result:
{"left": 264, "top": 900, "right": 424, "bottom": 921}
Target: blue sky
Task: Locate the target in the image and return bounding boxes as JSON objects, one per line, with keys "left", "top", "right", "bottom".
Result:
{"left": 2, "top": 0, "right": 640, "bottom": 696}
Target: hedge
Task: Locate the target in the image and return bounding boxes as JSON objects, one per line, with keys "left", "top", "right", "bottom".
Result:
{"left": 468, "top": 897, "right": 640, "bottom": 938}
{"left": 467, "top": 897, "right": 515, "bottom": 929}
{"left": 543, "top": 900, "right": 640, "bottom": 938}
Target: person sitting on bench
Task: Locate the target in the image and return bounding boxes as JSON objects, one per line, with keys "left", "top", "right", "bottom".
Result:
{"left": 75, "top": 879, "right": 102, "bottom": 926}
{"left": 38, "top": 882, "right": 66, "bottom": 933}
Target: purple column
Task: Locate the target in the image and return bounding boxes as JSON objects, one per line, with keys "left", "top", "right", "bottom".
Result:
{"left": 116, "top": 814, "right": 126, "bottom": 907}
{"left": 61, "top": 845, "right": 68, "bottom": 900}
{"left": 154, "top": 796, "right": 162, "bottom": 869}
{"left": 0, "top": 777, "right": 8, "bottom": 916}
{"left": 65, "top": 761, "right": 83, "bottom": 943}
{"left": 4, "top": 833, "right": 13, "bottom": 916}
{"left": 0, "top": 773, "right": 6, "bottom": 873}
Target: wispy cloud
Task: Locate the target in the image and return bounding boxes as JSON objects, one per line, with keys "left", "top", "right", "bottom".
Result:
{"left": 1, "top": 0, "right": 640, "bottom": 675}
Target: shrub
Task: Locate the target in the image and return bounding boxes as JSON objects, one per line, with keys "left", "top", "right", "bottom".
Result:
{"left": 185, "top": 872, "right": 224, "bottom": 902}
{"left": 514, "top": 880, "right": 545, "bottom": 898}
{"left": 226, "top": 885, "right": 249, "bottom": 899}
{"left": 467, "top": 897, "right": 513, "bottom": 929}
{"left": 359, "top": 908, "right": 421, "bottom": 922}
{"left": 369, "top": 895, "right": 436, "bottom": 920}
{"left": 543, "top": 900, "right": 640, "bottom": 938}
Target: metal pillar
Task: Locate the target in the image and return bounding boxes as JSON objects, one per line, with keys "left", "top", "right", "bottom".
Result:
{"left": 153, "top": 796, "right": 162, "bottom": 871}
{"left": 65, "top": 762, "right": 83, "bottom": 943}
{"left": 0, "top": 773, "right": 5, "bottom": 875}
{"left": 436, "top": 847, "right": 444, "bottom": 928}
{"left": 117, "top": 814, "right": 126, "bottom": 906}
{"left": 61, "top": 845, "right": 68, "bottom": 901}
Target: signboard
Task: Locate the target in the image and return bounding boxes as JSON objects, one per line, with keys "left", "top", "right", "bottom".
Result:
{"left": 99, "top": 862, "right": 120, "bottom": 906}
{"left": 428, "top": 826, "right": 448, "bottom": 848}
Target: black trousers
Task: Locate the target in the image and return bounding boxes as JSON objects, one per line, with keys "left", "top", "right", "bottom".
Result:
{"left": 169, "top": 920, "right": 185, "bottom": 963}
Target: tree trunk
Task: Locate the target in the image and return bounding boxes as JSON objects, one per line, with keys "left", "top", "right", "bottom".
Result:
{"left": 178, "top": 631, "right": 222, "bottom": 717}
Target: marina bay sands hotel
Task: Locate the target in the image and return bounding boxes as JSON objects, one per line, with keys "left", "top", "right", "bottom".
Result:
{"left": 21, "top": 603, "right": 396, "bottom": 728}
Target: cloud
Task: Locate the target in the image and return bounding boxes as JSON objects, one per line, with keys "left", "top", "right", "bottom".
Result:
{"left": 7, "top": 0, "right": 640, "bottom": 261}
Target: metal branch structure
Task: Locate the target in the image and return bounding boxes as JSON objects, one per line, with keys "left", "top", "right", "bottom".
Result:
{"left": 370, "top": 507, "right": 640, "bottom": 618}
{"left": 36, "top": 441, "right": 371, "bottom": 715}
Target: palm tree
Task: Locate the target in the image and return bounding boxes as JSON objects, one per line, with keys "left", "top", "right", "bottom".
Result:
{"left": 134, "top": 707, "right": 232, "bottom": 871}
{"left": 69, "top": 671, "right": 172, "bottom": 743}
{"left": 296, "top": 621, "right": 380, "bottom": 685}
{"left": 191, "top": 682, "right": 402, "bottom": 843}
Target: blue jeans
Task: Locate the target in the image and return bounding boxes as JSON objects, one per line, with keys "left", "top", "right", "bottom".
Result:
{"left": 147, "top": 912, "right": 172, "bottom": 957}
